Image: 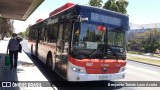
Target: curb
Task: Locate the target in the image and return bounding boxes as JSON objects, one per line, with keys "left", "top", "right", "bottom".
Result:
{"left": 127, "top": 59, "right": 160, "bottom": 67}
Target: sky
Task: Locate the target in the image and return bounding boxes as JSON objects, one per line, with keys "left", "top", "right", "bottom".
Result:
{"left": 13, "top": 0, "right": 160, "bottom": 33}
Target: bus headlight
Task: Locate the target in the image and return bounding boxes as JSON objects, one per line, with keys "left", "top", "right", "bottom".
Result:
{"left": 119, "top": 66, "right": 126, "bottom": 73}
{"left": 72, "top": 67, "right": 85, "bottom": 73}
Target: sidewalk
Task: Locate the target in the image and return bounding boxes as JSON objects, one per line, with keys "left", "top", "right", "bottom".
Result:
{"left": 0, "top": 38, "right": 54, "bottom": 90}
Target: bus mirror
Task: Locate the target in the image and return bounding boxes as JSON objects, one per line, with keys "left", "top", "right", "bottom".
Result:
{"left": 71, "top": 15, "right": 88, "bottom": 22}
{"left": 80, "top": 17, "right": 88, "bottom": 22}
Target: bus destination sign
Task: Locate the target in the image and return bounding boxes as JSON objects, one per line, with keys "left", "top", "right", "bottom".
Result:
{"left": 91, "top": 13, "right": 121, "bottom": 26}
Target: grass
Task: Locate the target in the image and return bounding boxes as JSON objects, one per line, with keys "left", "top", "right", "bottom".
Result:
{"left": 152, "top": 54, "right": 160, "bottom": 58}
{"left": 127, "top": 54, "right": 160, "bottom": 66}
{"left": 127, "top": 51, "right": 144, "bottom": 55}
{"left": 128, "top": 51, "right": 160, "bottom": 57}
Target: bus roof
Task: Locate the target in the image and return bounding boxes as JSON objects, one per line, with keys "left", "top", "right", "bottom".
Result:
{"left": 47, "top": 3, "right": 128, "bottom": 20}
{"left": 31, "top": 3, "right": 129, "bottom": 28}
{"left": 31, "top": 3, "right": 75, "bottom": 26}
{"left": 49, "top": 2, "right": 75, "bottom": 17}
{"left": 36, "top": 19, "right": 44, "bottom": 23}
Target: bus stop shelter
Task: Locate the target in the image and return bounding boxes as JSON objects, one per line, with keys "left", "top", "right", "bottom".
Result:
{"left": 0, "top": 0, "right": 44, "bottom": 21}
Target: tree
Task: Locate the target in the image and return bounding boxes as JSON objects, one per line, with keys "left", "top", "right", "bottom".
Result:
{"left": 103, "top": 0, "right": 128, "bottom": 14}
{"left": 0, "top": 18, "right": 14, "bottom": 40}
{"left": 20, "top": 25, "right": 31, "bottom": 39}
{"left": 135, "top": 28, "right": 160, "bottom": 53}
{"left": 116, "top": 0, "right": 128, "bottom": 14}
{"left": 103, "top": 0, "right": 119, "bottom": 12}
{"left": 89, "top": 0, "right": 103, "bottom": 7}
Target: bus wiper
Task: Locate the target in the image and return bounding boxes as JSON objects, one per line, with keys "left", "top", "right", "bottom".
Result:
{"left": 110, "top": 47, "right": 120, "bottom": 60}
{"left": 89, "top": 43, "right": 107, "bottom": 58}
{"left": 113, "top": 52, "right": 119, "bottom": 60}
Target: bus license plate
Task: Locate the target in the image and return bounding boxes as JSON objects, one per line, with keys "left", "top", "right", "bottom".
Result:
{"left": 99, "top": 75, "right": 108, "bottom": 80}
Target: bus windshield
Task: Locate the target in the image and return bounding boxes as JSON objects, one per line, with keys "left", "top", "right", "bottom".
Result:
{"left": 77, "top": 22, "right": 105, "bottom": 49}
{"left": 71, "top": 22, "right": 126, "bottom": 59}
{"left": 107, "top": 29, "right": 126, "bottom": 58}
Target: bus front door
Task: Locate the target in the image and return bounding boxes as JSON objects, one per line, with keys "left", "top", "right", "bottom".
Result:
{"left": 55, "top": 23, "right": 70, "bottom": 78}
{"left": 35, "top": 29, "right": 40, "bottom": 56}
{"left": 55, "top": 24, "right": 63, "bottom": 74}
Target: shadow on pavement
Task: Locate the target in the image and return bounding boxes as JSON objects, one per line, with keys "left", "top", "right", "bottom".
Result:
{"left": 24, "top": 52, "right": 123, "bottom": 90}
{"left": 20, "top": 61, "right": 35, "bottom": 67}
{"left": 0, "top": 53, "right": 20, "bottom": 90}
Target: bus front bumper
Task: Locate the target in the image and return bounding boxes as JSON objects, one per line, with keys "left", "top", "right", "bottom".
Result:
{"left": 67, "top": 69, "right": 125, "bottom": 82}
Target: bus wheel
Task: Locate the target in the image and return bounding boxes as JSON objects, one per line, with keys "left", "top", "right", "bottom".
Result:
{"left": 46, "top": 53, "right": 53, "bottom": 71}
{"left": 31, "top": 45, "right": 34, "bottom": 57}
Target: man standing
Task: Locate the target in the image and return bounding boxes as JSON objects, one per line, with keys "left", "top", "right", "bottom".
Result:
{"left": 7, "top": 33, "right": 19, "bottom": 68}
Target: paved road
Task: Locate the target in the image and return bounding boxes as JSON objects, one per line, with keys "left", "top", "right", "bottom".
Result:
{"left": 120, "top": 60, "right": 160, "bottom": 81}
{"left": 21, "top": 40, "right": 160, "bottom": 90}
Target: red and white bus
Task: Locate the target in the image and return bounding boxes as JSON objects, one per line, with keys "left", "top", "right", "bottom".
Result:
{"left": 28, "top": 3, "right": 129, "bottom": 81}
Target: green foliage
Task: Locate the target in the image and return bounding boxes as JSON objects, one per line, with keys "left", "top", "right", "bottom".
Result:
{"left": 17, "top": 32, "right": 23, "bottom": 36}
{"left": 17, "top": 25, "right": 30, "bottom": 39}
{"left": 128, "top": 40, "right": 136, "bottom": 45}
{"left": 127, "top": 54, "right": 160, "bottom": 66}
{"left": 89, "top": 0, "right": 103, "bottom": 7}
{"left": 127, "top": 51, "right": 144, "bottom": 55}
{"left": 103, "top": 0, "right": 128, "bottom": 14}
{"left": 88, "top": 0, "right": 129, "bottom": 14}
{"left": 25, "top": 25, "right": 30, "bottom": 37}
{"left": 131, "top": 28, "right": 160, "bottom": 53}
{"left": 103, "top": 0, "right": 119, "bottom": 12}
{"left": 116, "top": 0, "right": 128, "bottom": 14}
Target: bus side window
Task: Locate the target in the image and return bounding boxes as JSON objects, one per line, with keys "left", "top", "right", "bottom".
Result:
{"left": 33, "top": 29, "right": 36, "bottom": 41}
{"left": 29, "top": 29, "right": 35, "bottom": 41}
{"left": 39, "top": 28, "right": 44, "bottom": 42}
{"left": 48, "top": 24, "right": 58, "bottom": 43}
